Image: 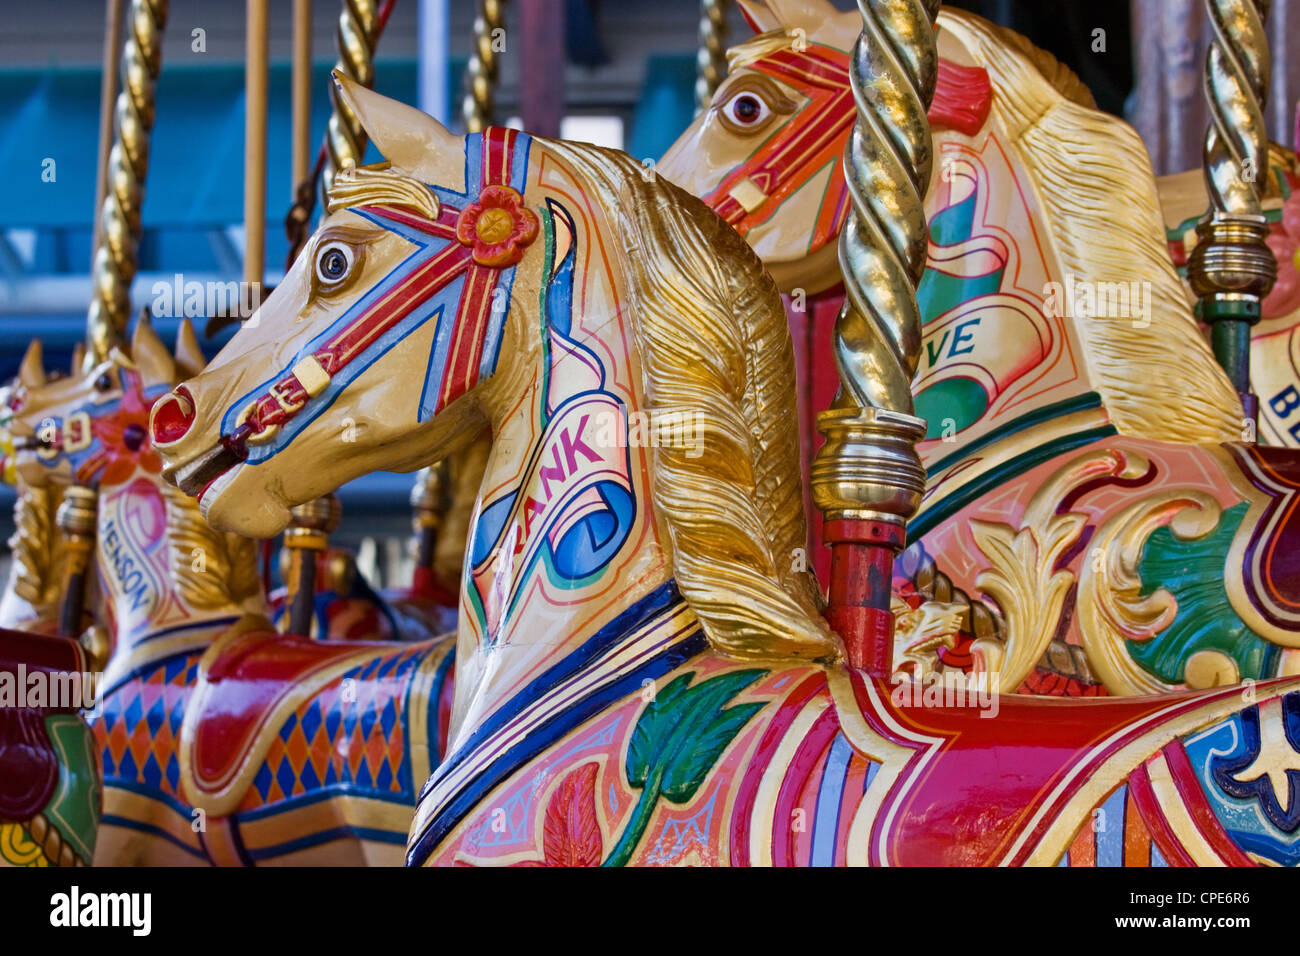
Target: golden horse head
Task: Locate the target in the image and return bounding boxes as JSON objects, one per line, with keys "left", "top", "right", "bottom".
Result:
{"left": 153, "top": 73, "right": 837, "bottom": 662}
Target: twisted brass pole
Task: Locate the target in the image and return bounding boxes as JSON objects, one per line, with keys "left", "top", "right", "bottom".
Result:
{"left": 85, "top": 0, "right": 168, "bottom": 367}
{"left": 810, "top": 0, "right": 940, "bottom": 674}
{"left": 463, "top": 0, "right": 507, "bottom": 132}
{"left": 323, "top": 0, "right": 380, "bottom": 198}
{"left": 695, "top": 0, "right": 730, "bottom": 113}
{"left": 91, "top": 0, "right": 124, "bottom": 261}
{"left": 1186, "top": 0, "right": 1277, "bottom": 417}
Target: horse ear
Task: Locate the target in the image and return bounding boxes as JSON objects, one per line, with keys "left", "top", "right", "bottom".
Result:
{"left": 330, "top": 71, "right": 463, "bottom": 184}
{"left": 18, "top": 340, "right": 45, "bottom": 389}
{"left": 130, "top": 314, "right": 175, "bottom": 386}
{"left": 737, "top": 0, "right": 780, "bottom": 32}
{"left": 738, "top": 0, "right": 839, "bottom": 34}
{"left": 70, "top": 342, "right": 86, "bottom": 375}
{"left": 173, "top": 318, "right": 206, "bottom": 379}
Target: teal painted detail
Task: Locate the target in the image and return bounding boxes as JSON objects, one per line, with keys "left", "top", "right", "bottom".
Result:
{"left": 1128, "top": 501, "right": 1278, "bottom": 684}
{"left": 924, "top": 391, "right": 1104, "bottom": 479}
{"left": 930, "top": 191, "right": 976, "bottom": 245}
{"left": 44, "top": 714, "right": 100, "bottom": 864}
{"left": 916, "top": 192, "right": 1005, "bottom": 325}
{"left": 909, "top": 424, "right": 1117, "bottom": 543}
{"left": 915, "top": 377, "right": 988, "bottom": 439}
{"left": 603, "top": 669, "right": 766, "bottom": 867}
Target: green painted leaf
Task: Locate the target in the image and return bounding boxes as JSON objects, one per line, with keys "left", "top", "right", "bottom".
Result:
{"left": 625, "top": 669, "right": 766, "bottom": 800}
{"left": 625, "top": 673, "right": 693, "bottom": 789}
{"left": 661, "top": 701, "right": 765, "bottom": 803}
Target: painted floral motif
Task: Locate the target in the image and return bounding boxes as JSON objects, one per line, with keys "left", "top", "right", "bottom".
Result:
{"left": 83, "top": 372, "right": 161, "bottom": 486}
{"left": 455, "top": 185, "right": 540, "bottom": 268}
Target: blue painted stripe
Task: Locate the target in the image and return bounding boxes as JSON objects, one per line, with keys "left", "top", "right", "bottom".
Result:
{"left": 427, "top": 644, "right": 456, "bottom": 767}
{"left": 811, "top": 733, "right": 852, "bottom": 867}
{"left": 135, "top": 615, "right": 241, "bottom": 645}
{"left": 1096, "top": 785, "right": 1127, "bottom": 867}
{"left": 407, "top": 627, "right": 707, "bottom": 866}
{"left": 244, "top": 824, "right": 408, "bottom": 862}
{"left": 1150, "top": 842, "right": 1168, "bottom": 867}
{"left": 228, "top": 815, "right": 255, "bottom": 867}
{"left": 418, "top": 580, "right": 682, "bottom": 802}
{"left": 101, "top": 813, "right": 208, "bottom": 861}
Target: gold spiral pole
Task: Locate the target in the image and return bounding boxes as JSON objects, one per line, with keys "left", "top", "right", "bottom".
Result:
{"left": 1186, "top": 0, "right": 1277, "bottom": 420}
{"left": 810, "top": 0, "right": 940, "bottom": 674}
{"left": 695, "top": 0, "right": 730, "bottom": 113}
{"left": 85, "top": 0, "right": 168, "bottom": 366}
{"left": 323, "top": 0, "right": 380, "bottom": 198}
{"left": 463, "top": 0, "right": 507, "bottom": 133}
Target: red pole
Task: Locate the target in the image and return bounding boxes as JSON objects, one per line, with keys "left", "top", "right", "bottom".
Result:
{"left": 823, "top": 518, "right": 904, "bottom": 676}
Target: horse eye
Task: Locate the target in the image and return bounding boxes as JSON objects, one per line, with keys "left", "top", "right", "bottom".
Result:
{"left": 315, "top": 242, "right": 354, "bottom": 287}
{"left": 722, "top": 91, "right": 772, "bottom": 129}
{"left": 95, "top": 372, "right": 114, "bottom": 392}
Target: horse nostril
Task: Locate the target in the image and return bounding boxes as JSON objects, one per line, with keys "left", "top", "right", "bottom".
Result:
{"left": 123, "top": 423, "right": 147, "bottom": 452}
{"left": 150, "top": 386, "right": 196, "bottom": 447}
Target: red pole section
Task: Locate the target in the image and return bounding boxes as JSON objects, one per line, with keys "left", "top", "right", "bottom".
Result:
{"left": 823, "top": 518, "right": 904, "bottom": 675}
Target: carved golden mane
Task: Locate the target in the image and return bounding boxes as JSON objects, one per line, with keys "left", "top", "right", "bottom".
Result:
{"left": 9, "top": 484, "right": 64, "bottom": 610}
{"left": 161, "top": 481, "right": 262, "bottom": 613}
{"left": 939, "top": 9, "right": 1243, "bottom": 442}
{"left": 541, "top": 138, "right": 838, "bottom": 661}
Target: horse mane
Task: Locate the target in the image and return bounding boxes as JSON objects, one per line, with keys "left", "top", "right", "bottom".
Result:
{"left": 955, "top": 12, "right": 1097, "bottom": 110}
{"left": 540, "top": 138, "right": 839, "bottom": 661}
{"left": 9, "top": 484, "right": 64, "bottom": 609}
{"left": 161, "top": 480, "right": 262, "bottom": 614}
{"left": 938, "top": 8, "right": 1243, "bottom": 442}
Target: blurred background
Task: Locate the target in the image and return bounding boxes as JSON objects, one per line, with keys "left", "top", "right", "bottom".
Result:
{"left": 0, "top": 0, "right": 1296, "bottom": 586}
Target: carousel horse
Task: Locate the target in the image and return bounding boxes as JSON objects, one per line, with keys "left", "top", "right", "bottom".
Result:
{"left": 659, "top": 1, "right": 1300, "bottom": 697}
{"left": 657, "top": 0, "right": 1300, "bottom": 449}
{"left": 8, "top": 318, "right": 455, "bottom": 865}
{"left": 150, "top": 74, "right": 1300, "bottom": 866}
{"left": 425, "top": 0, "right": 1300, "bottom": 686}
{"left": 0, "top": 347, "right": 103, "bottom": 868}
{"left": 0, "top": 342, "right": 84, "bottom": 633}
{"left": 1, "top": 335, "right": 444, "bottom": 646}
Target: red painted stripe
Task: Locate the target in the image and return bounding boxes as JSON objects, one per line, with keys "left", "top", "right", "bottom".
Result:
{"left": 728, "top": 674, "right": 827, "bottom": 866}
{"left": 439, "top": 259, "right": 496, "bottom": 410}
{"left": 771, "top": 707, "right": 839, "bottom": 866}
{"left": 1126, "top": 761, "right": 1197, "bottom": 867}
{"left": 1162, "top": 741, "right": 1255, "bottom": 866}
{"left": 241, "top": 126, "right": 525, "bottom": 438}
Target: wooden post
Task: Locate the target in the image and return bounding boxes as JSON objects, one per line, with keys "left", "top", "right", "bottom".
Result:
{"left": 292, "top": 0, "right": 313, "bottom": 191}
{"left": 244, "top": 0, "right": 270, "bottom": 288}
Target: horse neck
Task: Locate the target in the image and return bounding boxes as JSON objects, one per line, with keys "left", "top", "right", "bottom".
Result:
{"left": 94, "top": 466, "right": 255, "bottom": 666}
{"left": 447, "top": 277, "right": 675, "bottom": 751}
